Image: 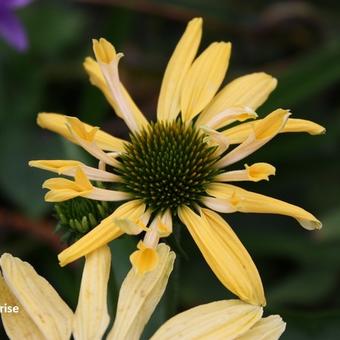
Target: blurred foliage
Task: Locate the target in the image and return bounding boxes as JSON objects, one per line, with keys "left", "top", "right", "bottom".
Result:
{"left": 0, "top": 0, "right": 340, "bottom": 339}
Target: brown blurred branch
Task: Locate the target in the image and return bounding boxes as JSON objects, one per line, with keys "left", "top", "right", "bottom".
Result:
{"left": 76, "top": 0, "right": 201, "bottom": 21}
{"left": 0, "top": 207, "right": 62, "bottom": 252}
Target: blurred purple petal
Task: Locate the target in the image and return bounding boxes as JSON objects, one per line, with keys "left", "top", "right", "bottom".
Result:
{"left": 1, "top": 0, "right": 32, "bottom": 9}
{"left": 0, "top": 8, "right": 28, "bottom": 51}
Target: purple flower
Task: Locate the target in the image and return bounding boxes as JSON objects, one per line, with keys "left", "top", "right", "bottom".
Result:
{"left": 0, "top": 0, "right": 31, "bottom": 52}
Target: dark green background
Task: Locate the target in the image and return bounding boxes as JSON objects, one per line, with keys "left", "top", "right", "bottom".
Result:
{"left": 0, "top": 0, "right": 339, "bottom": 338}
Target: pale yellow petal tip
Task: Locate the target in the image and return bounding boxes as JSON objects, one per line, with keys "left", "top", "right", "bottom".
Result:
{"left": 130, "top": 243, "right": 159, "bottom": 274}
{"left": 92, "top": 38, "right": 117, "bottom": 64}
{"left": 188, "top": 17, "right": 203, "bottom": 27}
{"left": 313, "top": 124, "right": 326, "bottom": 135}
{"left": 36, "top": 112, "right": 52, "bottom": 128}
{"left": 245, "top": 163, "right": 276, "bottom": 182}
{"left": 298, "top": 218, "right": 322, "bottom": 230}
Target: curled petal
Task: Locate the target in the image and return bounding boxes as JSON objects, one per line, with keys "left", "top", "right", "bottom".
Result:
{"left": 157, "top": 17, "right": 202, "bottom": 122}
{"left": 151, "top": 299, "right": 263, "bottom": 340}
{"left": 66, "top": 117, "right": 121, "bottom": 167}
{"left": 130, "top": 241, "right": 159, "bottom": 274}
{"left": 37, "top": 112, "right": 126, "bottom": 152}
{"left": 201, "top": 126, "right": 230, "bottom": 156}
{"left": 197, "top": 106, "right": 257, "bottom": 130}
{"left": 29, "top": 159, "right": 121, "bottom": 182}
{"left": 217, "top": 109, "right": 290, "bottom": 168}
{"left": 179, "top": 206, "right": 266, "bottom": 306}
{"left": 215, "top": 163, "right": 276, "bottom": 182}
{"left": 107, "top": 244, "right": 175, "bottom": 340}
{"left": 92, "top": 38, "right": 148, "bottom": 132}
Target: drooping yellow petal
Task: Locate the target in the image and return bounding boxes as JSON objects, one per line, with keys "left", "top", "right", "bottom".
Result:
{"left": 73, "top": 246, "right": 111, "bottom": 340}
{"left": 0, "top": 274, "right": 45, "bottom": 339}
{"left": 92, "top": 38, "right": 148, "bottom": 132}
{"left": 29, "top": 159, "right": 121, "bottom": 182}
{"left": 181, "top": 42, "right": 231, "bottom": 122}
{"left": 151, "top": 299, "right": 263, "bottom": 340}
{"left": 107, "top": 244, "right": 175, "bottom": 340}
{"left": 207, "top": 183, "right": 322, "bottom": 230}
{"left": 157, "top": 17, "right": 202, "bottom": 122}
{"left": 215, "top": 163, "right": 276, "bottom": 182}
{"left": 223, "top": 118, "right": 326, "bottom": 145}
{"left": 178, "top": 206, "right": 266, "bottom": 306}
{"left": 37, "top": 112, "right": 126, "bottom": 152}
{"left": 198, "top": 73, "right": 277, "bottom": 129}
{"left": 217, "top": 109, "right": 290, "bottom": 168}
{"left": 237, "top": 315, "right": 286, "bottom": 340}
{"left": 0, "top": 254, "right": 73, "bottom": 340}
{"left": 58, "top": 200, "right": 146, "bottom": 266}
{"left": 281, "top": 118, "right": 326, "bottom": 135}
{"left": 130, "top": 241, "right": 159, "bottom": 274}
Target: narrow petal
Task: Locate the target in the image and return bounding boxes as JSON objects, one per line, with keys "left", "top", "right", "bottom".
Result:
{"left": 85, "top": 187, "right": 130, "bottom": 201}
{"left": 0, "top": 254, "right": 73, "bottom": 340}
{"left": 151, "top": 299, "right": 263, "bottom": 340}
{"left": 217, "top": 109, "right": 290, "bottom": 168}
{"left": 73, "top": 246, "right": 111, "bottom": 340}
{"left": 156, "top": 209, "right": 173, "bottom": 237}
{"left": 107, "top": 244, "right": 175, "bottom": 340}
{"left": 178, "top": 206, "right": 266, "bottom": 306}
{"left": 58, "top": 200, "right": 146, "bottom": 266}
{"left": 215, "top": 163, "right": 276, "bottom": 182}
{"left": 93, "top": 38, "right": 148, "bottom": 132}
{"left": 223, "top": 118, "right": 326, "bottom": 145}
{"left": 0, "top": 274, "right": 44, "bottom": 339}
{"left": 237, "top": 315, "right": 286, "bottom": 340}
{"left": 181, "top": 42, "right": 231, "bottom": 122}
{"left": 207, "top": 183, "right": 322, "bottom": 230}
{"left": 197, "top": 106, "right": 257, "bottom": 130}
{"left": 83, "top": 56, "right": 148, "bottom": 132}
{"left": 157, "top": 17, "right": 202, "bottom": 122}
{"left": 282, "top": 118, "right": 326, "bottom": 135}
{"left": 37, "top": 112, "right": 126, "bottom": 152}
{"left": 29, "top": 159, "right": 121, "bottom": 182}
{"left": 198, "top": 73, "right": 277, "bottom": 129}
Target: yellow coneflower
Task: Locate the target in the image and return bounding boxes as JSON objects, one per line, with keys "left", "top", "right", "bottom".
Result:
{"left": 29, "top": 18, "right": 324, "bottom": 306}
